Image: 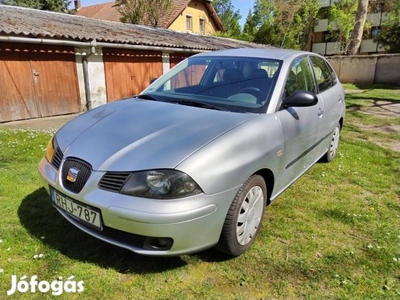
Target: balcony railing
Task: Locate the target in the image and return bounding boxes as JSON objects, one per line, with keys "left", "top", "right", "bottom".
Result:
{"left": 319, "top": 0, "right": 340, "bottom": 7}
{"left": 312, "top": 40, "right": 384, "bottom": 55}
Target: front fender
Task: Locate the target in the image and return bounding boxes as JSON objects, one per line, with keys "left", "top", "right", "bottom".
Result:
{"left": 177, "top": 114, "right": 285, "bottom": 195}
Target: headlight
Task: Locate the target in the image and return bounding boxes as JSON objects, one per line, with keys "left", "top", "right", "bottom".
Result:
{"left": 45, "top": 137, "right": 55, "bottom": 162}
{"left": 120, "top": 170, "right": 202, "bottom": 199}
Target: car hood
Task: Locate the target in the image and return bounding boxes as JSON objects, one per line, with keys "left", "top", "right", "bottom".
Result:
{"left": 56, "top": 99, "right": 257, "bottom": 171}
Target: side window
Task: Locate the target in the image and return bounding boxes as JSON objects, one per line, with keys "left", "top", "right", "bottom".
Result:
{"left": 310, "top": 56, "right": 336, "bottom": 93}
{"left": 284, "top": 57, "right": 316, "bottom": 97}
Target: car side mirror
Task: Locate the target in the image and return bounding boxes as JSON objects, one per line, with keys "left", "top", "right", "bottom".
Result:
{"left": 282, "top": 90, "right": 318, "bottom": 108}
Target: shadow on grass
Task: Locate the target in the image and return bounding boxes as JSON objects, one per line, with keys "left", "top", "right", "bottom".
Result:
{"left": 18, "top": 188, "right": 230, "bottom": 273}
{"left": 351, "top": 83, "right": 400, "bottom": 90}
{"left": 346, "top": 98, "right": 400, "bottom": 117}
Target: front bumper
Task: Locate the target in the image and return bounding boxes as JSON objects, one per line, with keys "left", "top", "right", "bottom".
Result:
{"left": 38, "top": 157, "right": 237, "bottom": 256}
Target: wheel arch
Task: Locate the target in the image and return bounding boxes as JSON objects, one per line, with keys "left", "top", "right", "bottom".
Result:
{"left": 339, "top": 117, "right": 344, "bottom": 130}
{"left": 253, "top": 168, "right": 274, "bottom": 205}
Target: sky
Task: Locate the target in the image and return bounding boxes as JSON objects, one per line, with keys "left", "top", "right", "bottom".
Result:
{"left": 231, "top": 0, "right": 254, "bottom": 26}
{"left": 79, "top": 0, "right": 255, "bottom": 27}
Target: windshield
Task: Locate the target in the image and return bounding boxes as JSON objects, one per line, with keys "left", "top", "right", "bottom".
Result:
{"left": 142, "top": 56, "right": 282, "bottom": 113}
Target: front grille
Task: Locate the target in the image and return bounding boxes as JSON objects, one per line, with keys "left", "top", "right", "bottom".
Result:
{"left": 98, "top": 172, "right": 131, "bottom": 192}
{"left": 61, "top": 158, "right": 92, "bottom": 193}
{"left": 51, "top": 147, "right": 64, "bottom": 170}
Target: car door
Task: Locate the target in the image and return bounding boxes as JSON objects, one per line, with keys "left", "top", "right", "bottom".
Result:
{"left": 274, "top": 56, "right": 326, "bottom": 194}
{"left": 309, "top": 56, "right": 345, "bottom": 138}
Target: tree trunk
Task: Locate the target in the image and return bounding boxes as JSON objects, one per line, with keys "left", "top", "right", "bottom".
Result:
{"left": 347, "top": 0, "right": 369, "bottom": 55}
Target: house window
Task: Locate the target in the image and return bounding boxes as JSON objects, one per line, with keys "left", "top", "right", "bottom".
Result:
{"left": 186, "top": 15, "right": 192, "bottom": 30}
{"left": 199, "top": 18, "right": 205, "bottom": 34}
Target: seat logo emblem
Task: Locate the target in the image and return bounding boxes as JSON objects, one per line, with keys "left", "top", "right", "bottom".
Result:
{"left": 67, "top": 168, "right": 80, "bottom": 183}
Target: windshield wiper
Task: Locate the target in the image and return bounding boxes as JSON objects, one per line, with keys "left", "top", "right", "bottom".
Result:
{"left": 169, "top": 99, "right": 224, "bottom": 111}
{"left": 136, "top": 94, "right": 158, "bottom": 101}
{"left": 137, "top": 95, "right": 225, "bottom": 111}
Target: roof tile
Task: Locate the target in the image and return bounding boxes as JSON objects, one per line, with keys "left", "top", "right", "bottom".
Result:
{"left": 0, "top": 5, "right": 269, "bottom": 51}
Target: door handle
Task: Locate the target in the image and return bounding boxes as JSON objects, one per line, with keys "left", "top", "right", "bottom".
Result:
{"left": 318, "top": 108, "right": 324, "bottom": 117}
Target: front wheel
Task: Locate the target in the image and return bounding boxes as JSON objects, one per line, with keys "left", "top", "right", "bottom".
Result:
{"left": 216, "top": 175, "right": 267, "bottom": 256}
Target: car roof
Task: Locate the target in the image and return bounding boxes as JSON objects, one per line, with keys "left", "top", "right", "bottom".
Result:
{"left": 194, "top": 48, "right": 318, "bottom": 61}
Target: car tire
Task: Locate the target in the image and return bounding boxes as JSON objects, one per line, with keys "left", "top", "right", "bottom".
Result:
{"left": 322, "top": 122, "right": 341, "bottom": 162}
{"left": 216, "top": 175, "right": 267, "bottom": 256}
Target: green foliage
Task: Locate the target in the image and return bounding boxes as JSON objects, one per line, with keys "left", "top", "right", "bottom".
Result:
{"left": 215, "top": 0, "right": 395, "bottom": 54}
{"left": 374, "top": 0, "right": 400, "bottom": 53}
{"left": 374, "top": 23, "right": 400, "bottom": 53}
{"left": 212, "top": 0, "right": 242, "bottom": 39}
{"left": 117, "top": 0, "right": 144, "bottom": 24}
{"left": 251, "top": 0, "right": 320, "bottom": 50}
{"left": 242, "top": 9, "right": 258, "bottom": 41}
{"left": 327, "top": 0, "right": 358, "bottom": 54}
{"left": 2, "top": 0, "right": 72, "bottom": 12}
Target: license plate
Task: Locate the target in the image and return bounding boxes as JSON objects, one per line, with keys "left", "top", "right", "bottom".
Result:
{"left": 50, "top": 188, "right": 102, "bottom": 230}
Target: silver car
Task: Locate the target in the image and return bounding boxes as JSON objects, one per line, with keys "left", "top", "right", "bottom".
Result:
{"left": 38, "top": 48, "right": 345, "bottom": 257}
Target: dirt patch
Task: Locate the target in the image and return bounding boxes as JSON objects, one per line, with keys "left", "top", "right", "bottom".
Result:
{"left": 359, "top": 100, "right": 400, "bottom": 118}
{"left": 352, "top": 122, "right": 400, "bottom": 134}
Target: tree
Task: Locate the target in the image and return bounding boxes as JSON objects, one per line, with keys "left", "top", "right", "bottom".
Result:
{"left": 212, "top": 0, "right": 242, "bottom": 38}
{"left": 374, "top": 23, "right": 400, "bottom": 53}
{"left": 117, "top": 0, "right": 144, "bottom": 24}
{"left": 2, "top": 0, "right": 71, "bottom": 12}
{"left": 301, "top": 0, "right": 322, "bottom": 51}
{"left": 328, "top": 0, "right": 397, "bottom": 55}
{"left": 242, "top": 9, "right": 258, "bottom": 41}
{"left": 347, "top": 0, "right": 369, "bottom": 54}
{"left": 327, "top": 0, "right": 359, "bottom": 54}
{"left": 252, "top": 0, "right": 295, "bottom": 47}
{"left": 251, "top": 0, "right": 320, "bottom": 50}
{"left": 116, "top": 0, "right": 174, "bottom": 26}
{"left": 374, "top": 0, "right": 400, "bottom": 53}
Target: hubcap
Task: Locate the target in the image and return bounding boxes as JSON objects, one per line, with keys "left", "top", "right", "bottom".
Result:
{"left": 236, "top": 186, "right": 264, "bottom": 245}
{"left": 329, "top": 126, "right": 340, "bottom": 159}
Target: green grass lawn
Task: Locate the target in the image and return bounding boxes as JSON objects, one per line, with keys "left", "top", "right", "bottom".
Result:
{"left": 0, "top": 84, "right": 399, "bottom": 299}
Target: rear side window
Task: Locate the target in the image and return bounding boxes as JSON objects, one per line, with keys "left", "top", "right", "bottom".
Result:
{"left": 310, "top": 56, "right": 336, "bottom": 93}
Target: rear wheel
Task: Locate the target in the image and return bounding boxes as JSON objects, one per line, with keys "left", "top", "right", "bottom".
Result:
{"left": 322, "top": 122, "right": 341, "bottom": 162}
{"left": 216, "top": 175, "right": 267, "bottom": 256}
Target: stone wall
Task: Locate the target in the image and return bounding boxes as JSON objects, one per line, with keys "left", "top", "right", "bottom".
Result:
{"left": 327, "top": 54, "right": 400, "bottom": 85}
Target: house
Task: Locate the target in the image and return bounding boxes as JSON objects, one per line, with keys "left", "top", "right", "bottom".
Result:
{"left": 76, "top": 0, "right": 224, "bottom": 35}
{"left": 0, "top": 5, "right": 268, "bottom": 123}
{"left": 312, "top": 0, "right": 391, "bottom": 55}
